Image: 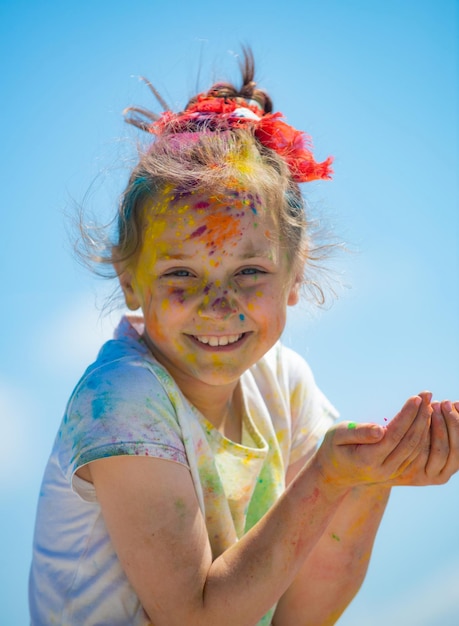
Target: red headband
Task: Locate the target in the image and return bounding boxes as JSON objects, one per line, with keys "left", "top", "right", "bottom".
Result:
{"left": 147, "top": 94, "right": 333, "bottom": 184}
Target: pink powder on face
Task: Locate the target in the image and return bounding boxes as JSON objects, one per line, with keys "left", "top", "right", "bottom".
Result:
{"left": 194, "top": 201, "right": 210, "bottom": 209}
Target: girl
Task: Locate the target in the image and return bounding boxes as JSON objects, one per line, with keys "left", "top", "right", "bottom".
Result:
{"left": 29, "top": 50, "right": 459, "bottom": 625}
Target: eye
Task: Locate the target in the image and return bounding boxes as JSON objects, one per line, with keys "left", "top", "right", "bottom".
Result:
{"left": 172, "top": 269, "right": 191, "bottom": 277}
{"left": 238, "top": 267, "right": 266, "bottom": 276}
{"left": 163, "top": 269, "right": 195, "bottom": 278}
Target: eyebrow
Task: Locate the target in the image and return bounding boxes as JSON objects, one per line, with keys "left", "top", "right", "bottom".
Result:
{"left": 155, "top": 252, "right": 195, "bottom": 261}
{"left": 241, "top": 249, "right": 274, "bottom": 260}
{"left": 156, "top": 249, "right": 274, "bottom": 261}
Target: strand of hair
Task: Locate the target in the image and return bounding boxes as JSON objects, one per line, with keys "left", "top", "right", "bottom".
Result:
{"left": 138, "top": 75, "right": 170, "bottom": 112}
{"left": 123, "top": 107, "right": 160, "bottom": 131}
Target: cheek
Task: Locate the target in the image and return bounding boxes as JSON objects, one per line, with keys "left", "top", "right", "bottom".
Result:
{"left": 165, "top": 287, "right": 186, "bottom": 305}
{"left": 143, "top": 296, "right": 170, "bottom": 340}
{"left": 245, "top": 288, "right": 269, "bottom": 312}
{"left": 249, "top": 291, "right": 286, "bottom": 331}
{"left": 165, "top": 282, "right": 204, "bottom": 306}
{"left": 146, "top": 313, "right": 167, "bottom": 340}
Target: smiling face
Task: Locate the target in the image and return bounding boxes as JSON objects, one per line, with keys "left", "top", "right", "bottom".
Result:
{"left": 118, "top": 186, "right": 300, "bottom": 400}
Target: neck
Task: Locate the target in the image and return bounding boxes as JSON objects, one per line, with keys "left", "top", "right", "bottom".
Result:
{"left": 140, "top": 330, "right": 243, "bottom": 441}
{"left": 186, "top": 383, "right": 243, "bottom": 443}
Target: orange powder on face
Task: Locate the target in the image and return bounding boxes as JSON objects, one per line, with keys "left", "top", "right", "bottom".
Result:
{"left": 188, "top": 211, "right": 242, "bottom": 252}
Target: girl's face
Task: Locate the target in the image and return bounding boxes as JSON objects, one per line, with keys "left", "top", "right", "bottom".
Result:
{"left": 119, "top": 187, "right": 300, "bottom": 397}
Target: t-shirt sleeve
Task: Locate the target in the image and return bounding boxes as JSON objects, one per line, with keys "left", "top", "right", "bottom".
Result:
{"left": 281, "top": 345, "right": 339, "bottom": 466}
{"left": 58, "top": 357, "right": 189, "bottom": 497}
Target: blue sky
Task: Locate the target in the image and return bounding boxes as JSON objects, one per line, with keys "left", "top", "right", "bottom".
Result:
{"left": 1, "top": 1, "right": 458, "bottom": 624}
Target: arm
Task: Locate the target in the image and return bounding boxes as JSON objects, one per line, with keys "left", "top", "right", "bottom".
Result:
{"left": 273, "top": 460, "right": 390, "bottom": 626}
{"left": 87, "top": 395, "right": 433, "bottom": 626}
{"left": 90, "top": 452, "right": 348, "bottom": 626}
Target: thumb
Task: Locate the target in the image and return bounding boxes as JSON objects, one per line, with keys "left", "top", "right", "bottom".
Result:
{"left": 336, "top": 421, "right": 385, "bottom": 445}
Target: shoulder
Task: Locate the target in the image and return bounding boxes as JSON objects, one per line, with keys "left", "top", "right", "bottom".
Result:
{"left": 68, "top": 340, "right": 172, "bottom": 417}
{"left": 57, "top": 318, "right": 188, "bottom": 477}
{"left": 69, "top": 314, "right": 175, "bottom": 413}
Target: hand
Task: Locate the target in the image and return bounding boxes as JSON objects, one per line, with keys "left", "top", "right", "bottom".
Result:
{"left": 390, "top": 396, "right": 459, "bottom": 486}
{"left": 313, "top": 395, "right": 431, "bottom": 490}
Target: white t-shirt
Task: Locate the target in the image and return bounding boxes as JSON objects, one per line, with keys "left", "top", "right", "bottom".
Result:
{"left": 29, "top": 316, "right": 338, "bottom": 625}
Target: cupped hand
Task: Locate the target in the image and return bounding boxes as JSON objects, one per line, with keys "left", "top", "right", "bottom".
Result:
{"left": 314, "top": 394, "right": 432, "bottom": 490}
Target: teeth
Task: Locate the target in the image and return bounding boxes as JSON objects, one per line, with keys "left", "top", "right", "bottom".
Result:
{"left": 195, "top": 334, "right": 243, "bottom": 346}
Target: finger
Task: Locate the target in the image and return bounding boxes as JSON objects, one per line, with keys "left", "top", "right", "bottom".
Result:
{"left": 396, "top": 393, "right": 434, "bottom": 472}
{"left": 389, "top": 428, "right": 430, "bottom": 483}
{"left": 390, "top": 436, "right": 431, "bottom": 485}
{"left": 334, "top": 421, "right": 385, "bottom": 446}
{"left": 425, "top": 401, "right": 450, "bottom": 477}
{"left": 439, "top": 401, "right": 459, "bottom": 481}
{"left": 384, "top": 396, "right": 423, "bottom": 447}
{"left": 383, "top": 395, "right": 431, "bottom": 474}
{"left": 418, "top": 390, "right": 433, "bottom": 404}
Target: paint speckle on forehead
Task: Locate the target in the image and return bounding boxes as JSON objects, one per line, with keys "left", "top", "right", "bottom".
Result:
{"left": 183, "top": 190, "right": 266, "bottom": 254}
{"left": 193, "top": 201, "right": 210, "bottom": 210}
{"left": 194, "top": 212, "right": 242, "bottom": 251}
{"left": 189, "top": 224, "right": 208, "bottom": 239}
{"left": 241, "top": 192, "right": 259, "bottom": 215}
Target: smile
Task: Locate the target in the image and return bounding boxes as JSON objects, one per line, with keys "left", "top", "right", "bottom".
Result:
{"left": 193, "top": 333, "right": 244, "bottom": 347}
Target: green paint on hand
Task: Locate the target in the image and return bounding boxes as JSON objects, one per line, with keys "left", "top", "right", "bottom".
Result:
{"left": 332, "top": 533, "right": 341, "bottom": 542}
{"left": 347, "top": 422, "right": 357, "bottom": 429}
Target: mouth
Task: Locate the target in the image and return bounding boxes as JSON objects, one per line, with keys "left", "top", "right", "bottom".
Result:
{"left": 187, "top": 332, "right": 248, "bottom": 349}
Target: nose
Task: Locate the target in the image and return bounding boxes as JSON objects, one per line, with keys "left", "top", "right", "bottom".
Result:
{"left": 197, "top": 284, "right": 238, "bottom": 320}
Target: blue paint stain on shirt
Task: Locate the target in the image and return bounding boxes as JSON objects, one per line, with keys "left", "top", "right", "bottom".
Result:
{"left": 91, "top": 394, "right": 109, "bottom": 419}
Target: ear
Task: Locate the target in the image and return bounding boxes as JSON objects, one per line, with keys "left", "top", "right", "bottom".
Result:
{"left": 114, "top": 262, "right": 142, "bottom": 311}
{"left": 287, "top": 279, "right": 301, "bottom": 306}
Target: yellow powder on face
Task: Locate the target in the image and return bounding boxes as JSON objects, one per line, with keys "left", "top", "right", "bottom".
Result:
{"left": 134, "top": 213, "right": 170, "bottom": 289}
{"left": 201, "top": 294, "right": 210, "bottom": 308}
{"left": 184, "top": 352, "right": 197, "bottom": 365}
{"left": 133, "top": 189, "right": 199, "bottom": 289}
{"left": 161, "top": 298, "right": 170, "bottom": 312}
